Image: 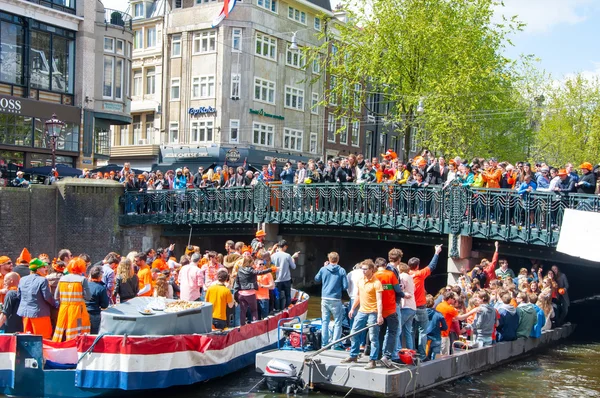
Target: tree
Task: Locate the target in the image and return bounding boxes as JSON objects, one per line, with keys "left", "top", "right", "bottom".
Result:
{"left": 312, "top": 0, "right": 532, "bottom": 161}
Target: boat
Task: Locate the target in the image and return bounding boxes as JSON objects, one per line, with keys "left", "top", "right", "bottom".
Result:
{"left": 0, "top": 290, "right": 309, "bottom": 398}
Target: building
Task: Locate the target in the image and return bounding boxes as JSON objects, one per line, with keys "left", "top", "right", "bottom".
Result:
{"left": 112, "top": 0, "right": 333, "bottom": 171}
{"left": 0, "top": 0, "right": 133, "bottom": 182}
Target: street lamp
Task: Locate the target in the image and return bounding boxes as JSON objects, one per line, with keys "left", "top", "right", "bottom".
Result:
{"left": 45, "top": 113, "right": 65, "bottom": 169}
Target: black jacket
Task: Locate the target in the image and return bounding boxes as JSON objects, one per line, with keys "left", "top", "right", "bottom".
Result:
{"left": 115, "top": 275, "right": 139, "bottom": 302}
{"left": 558, "top": 176, "right": 576, "bottom": 193}
{"left": 193, "top": 172, "right": 204, "bottom": 188}
{"left": 577, "top": 172, "right": 596, "bottom": 194}
{"left": 234, "top": 266, "right": 272, "bottom": 291}
{"left": 426, "top": 164, "right": 449, "bottom": 185}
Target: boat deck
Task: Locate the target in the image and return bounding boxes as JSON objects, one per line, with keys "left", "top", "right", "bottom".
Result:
{"left": 256, "top": 324, "right": 575, "bottom": 397}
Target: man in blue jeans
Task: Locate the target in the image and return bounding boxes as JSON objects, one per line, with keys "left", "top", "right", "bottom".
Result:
{"left": 341, "top": 259, "right": 384, "bottom": 370}
{"left": 271, "top": 240, "right": 299, "bottom": 310}
{"left": 314, "top": 252, "right": 348, "bottom": 349}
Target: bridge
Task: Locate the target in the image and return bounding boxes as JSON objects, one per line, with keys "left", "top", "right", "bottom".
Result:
{"left": 119, "top": 181, "right": 600, "bottom": 256}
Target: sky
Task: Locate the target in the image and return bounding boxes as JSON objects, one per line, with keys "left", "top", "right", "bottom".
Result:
{"left": 103, "top": 0, "right": 600, "bottom": 79}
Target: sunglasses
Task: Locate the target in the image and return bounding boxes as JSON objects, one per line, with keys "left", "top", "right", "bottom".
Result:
{"left": 1, "top": 262, "right": 12, "bottom": 265}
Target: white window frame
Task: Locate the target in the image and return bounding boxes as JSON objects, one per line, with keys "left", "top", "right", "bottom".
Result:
{"left": 253, "top": 122, "right": 274, "bottom": 147}
{"left": 191, "top": 75, "right": 216, "bottom": 99}
{"left": 229, "top": 119, "right": 239, "bottom": 144}
{"left": 257, "top": 0, "right": 277, "bottom": 13}
{"left": 146, "top": 27, "right": 157, "bottom": 48}
{"left": 133, "top": 2, "right": 144, "bottom": 18}
{"left": 283, "top": 128, "right": 303, "bottom": 152}
{"left": 232, "top": 28, "right": 242, "bottom": 52}
{"left": 327, "top": 113, "right": 335, "bottom": 143}
{"left": 340, "top": 117, "right": 348, "bottom": 145}
{"left": 286, "top": 44, "right": 305, "bottom": 69}
{"left": 114, "top": 58, "right": 123, "bottom": 100}
{"left": 193, "top": 30, "right": 217, "bottom": 54}
{"left": 329, "top": 75, "right": 337, "bottom": 105}
{"left": 134, "top": 30, "right": 143, "bottom": 50}
{"left": 314, "top": 17, "right": 321, "bottom": 31}
{"left": 104, "top": 37, "right": 114, "bottom": 53}
{"left": 353, "top": 83, "right": 362, "bottom": 111}
{"left": 230, "top": 73, "right": 240, "bottom": 99}
{"left": 190, "top": 120, "right": 214, "bottom": 143}
{"left": 255, "top": 32, "right": 277, "bottom": 61}
{"left": 309, "top": 132, "right": 317, "bottom": 154}
{"left": 171, "top": 34, "right": 181, "bottom": 57}
{"left": 284, "top": 85, "right": 304, "bottom": 111}
{"left": 132, "top": 116, "right": 142, "bottom": 144}
{"left": 116, "top": 39, "right": 124, "bottom": 55}
{"left": 102, "top": 56, "right": 114, "bottom": 99}
{"left": 146, "top": 68, "right": 155, "bottom": 95}
{"left": 254, "top": 77, "right": 275, "bottom": 104}
{"left": 311, "top": 92, "right": 319, "bottom": 115}
{"left": 312, "top": 55, "right": 320, "bottom": 74}
{"left": 288, "top": 6, "right": 306, "bottom": 24}
{"left": 351, "top": 121, "right": 360, "bottom": 147}
{"left": 133, "top": 70, "right": 142, "bottom": 96}
{"left": 170, "top": 78, "right": 180, "bottom": 101}
{"left": 168, "top": 122, "right": 179, "bottom": 143}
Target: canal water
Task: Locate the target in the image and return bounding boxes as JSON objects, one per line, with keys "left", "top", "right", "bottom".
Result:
{"left": 173, "top": 296, "right": 600, "bottom": 398}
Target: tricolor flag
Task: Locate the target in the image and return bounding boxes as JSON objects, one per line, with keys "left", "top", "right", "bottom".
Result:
{"left": 212, "top": 0, "right": 238, "bottom": 28}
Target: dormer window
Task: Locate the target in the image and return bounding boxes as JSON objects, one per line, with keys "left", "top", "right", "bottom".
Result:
{"left": 133, "top": 2, "right": 145, "bottom": 18}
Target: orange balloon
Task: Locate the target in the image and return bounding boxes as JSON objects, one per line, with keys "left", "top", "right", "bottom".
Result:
{"left": 558, "top": 288, "right": 565, "bottom": 295}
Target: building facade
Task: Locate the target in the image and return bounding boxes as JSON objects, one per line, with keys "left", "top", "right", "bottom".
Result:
{"left": 112, "top": 0, "right": 333, "bottom": 171}
{"left": 0, "top": 0, "right": 133, "bottom": 182}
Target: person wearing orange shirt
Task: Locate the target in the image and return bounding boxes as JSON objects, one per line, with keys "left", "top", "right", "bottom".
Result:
{"left": 256, "top": 259, "right": 274, "bottom": 319}
{"left": 135, "top": 253, "right": 153, "bottom": 297}
{"left": 0, "top": 256, "right": 14, "bottom": 304}
{"left": 435, "top": 291, "right": 479, "bottom": 355}
{"left": 482, "top": 158, "right": 502, "bottom": 188}
{"left": 409, "top": 244, "right": 443, "bottom": 361}
{"left": 152, "top": 246, "right": 172, "bottom": 271}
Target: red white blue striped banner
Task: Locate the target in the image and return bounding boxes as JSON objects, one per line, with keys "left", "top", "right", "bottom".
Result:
{"left": 0, "top": 335, "right": 16, "bottom": 388}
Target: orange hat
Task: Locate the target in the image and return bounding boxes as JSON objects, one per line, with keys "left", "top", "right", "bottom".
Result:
{"left": 38, "top": 253, "right": 50, "bottom": 263}
{"left": 418, "top": 159, "right": 427, "bottom": 167}
{"left": 0, "top": 256, "right": 11, "bottom": 264}
{"left": 449, "top": 159, "right": 456, "bottom": 166}
{"left": 16, "top": 248, "right": 31, "bottom": 265}
{"left": 138, "top": 174, "right": 145, "bottom": 179}
{"left": 109, "top": 171, "right": 115, "bottom": 175}
{"left": 242, "top": 245, "right": 253, "bottom": 254}
{"left": 579, "top": 162, "right": 593, "bottom": 171}
{"left": 52, "top": 259, "right": 66, "bottom": 273}
{"left": 255, "top": 230, "right": 266, "bottom": 238}
{"left": 557, "top": 169, "right": 568, "bottom": 177}
{"left": 104, "top": 172, "right": 110, "bottom": 177}
{"left": 67, "top": 257, "right": 87, "bottom": 275}
{"left": 381, "top": 149, "right": 398, "bottom": 161}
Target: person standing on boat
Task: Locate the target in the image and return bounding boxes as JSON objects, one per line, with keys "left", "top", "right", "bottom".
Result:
{"left": 85, "top": 266, "right": 109, "bottom": 334}
{"left": 341, "top": 259, "right": 384, "bottom": 370}
{"left": 233, "top": 256, "right": 275, "bottom": 326}
{"left": 314, "top": 252, "right": 348, "bottom": 349}
{"left": 179, "top": 253, "right": 204, "bottom": 302}
{"left": 16, "top": 258, "right": 56, "bottom": 339}
{"left": 551, "top": 265, "right": 569, "bottom": 324}
{"left": 53, "top": 258, "right": 91, "bottom": 342}
{"left": 271, "top": 240, "right": 299, "bottom": 310}
{"left": 115, "top": 258, "right": 139, "bottom": 302}
{"left": 205, "top": 269, "right": 234, "bottom": 329}
{"left": 0, "top": 272, "right": 22, "bottom": 333}
{"left": 409, "top": 244, "right": 443, "bottom": 361}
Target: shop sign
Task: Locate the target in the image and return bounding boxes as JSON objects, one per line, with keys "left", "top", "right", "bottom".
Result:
{"left": 249, "top": 108, "right": 284, "bottom": 120}
{"left": 264, "top": 156, "right": 297, "bottom": 164}
{"left": 164, "top": 152, "right": 210, "bottom": 159}
{"left": 189, "top": 106, "right": 217, "bottom": 116}
{"left": 103, "top": 102, "right": 124, "bottom": 112}
{"left": 225, "top": 148, "right": 241, "bottom": 162}
{"left": 0, "top": 96, "right": 22, "bottom": 114}
{"left": 81, "top": 158, "right": 93, "bottom": 165}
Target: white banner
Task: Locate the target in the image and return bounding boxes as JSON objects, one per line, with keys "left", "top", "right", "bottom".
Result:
{"left": 556, "top": 208, "right": 600, "bottom": 262}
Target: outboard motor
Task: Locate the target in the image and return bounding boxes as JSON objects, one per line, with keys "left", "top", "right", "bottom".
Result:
{"left": 263, "top": 359, "right": 305, "bottom": 394}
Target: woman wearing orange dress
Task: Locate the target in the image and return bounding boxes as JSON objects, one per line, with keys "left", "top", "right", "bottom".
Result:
{"left": 52, "top": 258, "right": 91, "bottom": 342}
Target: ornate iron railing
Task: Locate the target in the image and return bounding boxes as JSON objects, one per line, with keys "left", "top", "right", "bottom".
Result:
{"left": 119, "top": 181, "right": 600, "bottom": 247}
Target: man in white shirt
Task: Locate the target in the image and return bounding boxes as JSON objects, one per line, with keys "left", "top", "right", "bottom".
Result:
{"left": 178, "top": 253, "right": 204, "bottom": 301}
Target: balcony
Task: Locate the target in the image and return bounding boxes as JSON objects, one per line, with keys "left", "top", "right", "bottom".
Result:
{"left": 25, "top": 0, "right": 76, "bottom": 15}
{"left": 104, "top": 9, "right": 133, "bottom": 30}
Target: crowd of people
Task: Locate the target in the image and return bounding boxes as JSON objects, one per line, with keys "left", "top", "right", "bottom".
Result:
{"left": 0, "top": 231, "right": 302, "bottom": 339}
{"left": 314, "top": 241, "right": 570, "bottom": 369}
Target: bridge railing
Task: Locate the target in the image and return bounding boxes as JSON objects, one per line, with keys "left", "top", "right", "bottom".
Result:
{"left": 119, "top": 182, "right": 600, "bottom": 246}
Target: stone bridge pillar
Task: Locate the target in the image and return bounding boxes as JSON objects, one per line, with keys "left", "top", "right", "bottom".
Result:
{"left": 447, "top": 234, "right": 474, "bottom": 285}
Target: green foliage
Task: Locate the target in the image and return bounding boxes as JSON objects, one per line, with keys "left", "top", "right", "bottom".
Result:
{"left": 310, "top": 0, "right": 534, "bottom": 160}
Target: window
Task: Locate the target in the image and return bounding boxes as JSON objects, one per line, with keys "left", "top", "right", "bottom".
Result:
{"left": 132, "top": 115, "right": 142, "bottom": 143}
{"left": 288, "top": 6, "right": 306, "bottom": 24}
{"left": 190, "top": 120, "right": 214, "bottom": 143}
{"left": 104, "top": 37, "right": 114, "bottom": 52}
{"left": 114, "top": 58, "right": 123, "bottom": 100}
{"left": 314, "top": 17, "right": 321, "bottom": 31}
{"left": 173, "top": 0, "right": 182, "bottom": 8}
{"left": 134, "top": 2, "right": 144, "bottom": 18}
{"left": 232, "top": 28, "right": 242, "bottom": 52}
{"left": 145, "top": 114, "right": 154, "bottom": 140}
{"left": 229, "top": 120, "right": 239, "bottom": 143}
{"left": 286, "top": 45, "right": 305, "bottom": 68}
{"left": 168, "top": 122, "right": 179, "bottom": 143}
{"left": 193, "top": 30, "right": 216, "bottom": 54}
{"left": 365, "top": 130, "right": 373, "bottom": 158}
{"left": 196, "top": 0, "right": 217, "bottom": 3}
{"left": 254, "top": 77, "right": 275, "bottom": 104}
{"left": 133, "top": 70, "right": 142, "bottom": 96}
{"left": 116, "top": 39, "right": 124, "bottom": 54}
{"left": 146, "top": 68, "right": 155, "bottom": 95}
{"left": 171, "top": 78, "right": 180, "bottom": 100}
{"left": 285, "top": 86, "right": 304, "bottom": 111}
{"left": 354, "top": 83, "right": 362, "bottom": 111}
{"left": 329, "top": 76, "right": 337, "bottom": 105}
{"left": 311, "top": 92, "right": 319, "bottom": 115}
{"left": 366, "top": 93, "right": 376, "bottom": 116}
{"left": 312, "top": 56, "right": 320, "bottom": 74}
{"left": 134, "top": 29, "right": 143, "bottom": 49}
{"left": 351, "top": 121, "right": 360, "bottom": 146}
{"left": 171, "top": 34, "right": 181, "bottom": 57}
{"left": 309, "top": 132, "right": 317, "bottom": 154}
{"left": 255, "top": 32, "right": 277, "bottom": 60}
{"left": 257, "top": 0, "right": 277, "bottom": 13}
{"left": 192, "top": 76, "right": 216, "bottom": 98}
{"left": 231, "top": 73, "right": 240, "bottom": 99}
{"left": 327, "top": 114, "right": 335, "bottom": 142}
{"left": 253, "top": 122, "right": 274, "bottom": 147}
{"left": 29, "top": 26, "right": 75, "bottom": 94}
{"left": 340, "top": 117, "right": 348, "bottom": 145}
{"left": 284, "top": 128, "right": 303, "bottom": 151}
{"left": 146, "top": 27, "right": 156, "bottom": 48}
{"left": 0, "top": 18, "right": 25, "bottom": 86}
{"left": 102, "top": 56, "right": 114, "bottom": 98}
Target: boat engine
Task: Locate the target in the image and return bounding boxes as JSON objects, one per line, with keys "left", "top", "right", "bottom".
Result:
{"left": 263, "top": 359, "right": 306, "bottom": 394}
